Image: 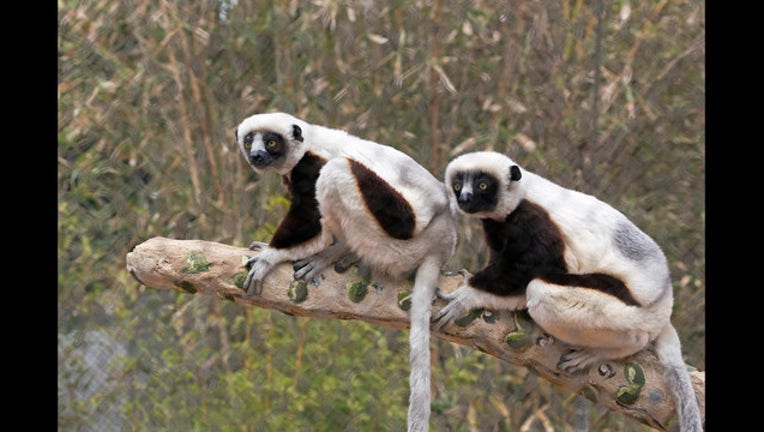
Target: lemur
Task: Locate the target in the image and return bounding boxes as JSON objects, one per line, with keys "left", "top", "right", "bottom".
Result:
{"left": 437, "top": 151, "right": 702, "bottom": 432}
{"left": 235, "top": 112, "right": 456, "bottom": 432}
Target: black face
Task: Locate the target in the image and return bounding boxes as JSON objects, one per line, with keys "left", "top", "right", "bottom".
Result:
{"left": 241, "top": 131, "right": 287, "bottom": 169}
{"left": 451, "top": 171, "right": 499, "bottom": 214}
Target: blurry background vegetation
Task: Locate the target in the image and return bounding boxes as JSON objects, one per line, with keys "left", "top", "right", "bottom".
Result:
{"left": 58, "top": 0, "right": 704, "bottom": 430}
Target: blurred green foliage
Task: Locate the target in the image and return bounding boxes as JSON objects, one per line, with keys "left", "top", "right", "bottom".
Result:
{"left": 59, "top": 0, "right": 703, "bottom": 430}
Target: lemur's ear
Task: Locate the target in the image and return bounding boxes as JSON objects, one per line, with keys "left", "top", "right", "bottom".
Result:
{"left": 292, "top": 125, "right": 304, "bottom": 142}
{"left": 234, "top": 128, "right": 239, "bottom": 141}
{"left": 509, "top": 165, "right": 522, "bottom": 182}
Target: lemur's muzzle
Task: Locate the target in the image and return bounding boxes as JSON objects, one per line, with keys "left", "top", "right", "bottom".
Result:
{"left": 249, "top": 150, "right": 273, "bottom": 168}
{"left": 457, "top": 192, "right": 481, "bottom": 213}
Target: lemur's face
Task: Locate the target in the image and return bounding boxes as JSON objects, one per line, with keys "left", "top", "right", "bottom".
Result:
{"left": 235, "top": 113, "right": 306, "bottom": 175}
{"left": 445, "top": 152, "right": 524, "bottom": 220}
{"left": 237, "top": 128, "right": 290, "bottom": 170}
{"left": 449, "top": 171, "right": 499, "bottom": 214}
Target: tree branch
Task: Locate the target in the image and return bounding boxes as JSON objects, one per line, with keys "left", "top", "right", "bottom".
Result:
{"left": 126, "top": 237, "right": 704, "bottom": 431}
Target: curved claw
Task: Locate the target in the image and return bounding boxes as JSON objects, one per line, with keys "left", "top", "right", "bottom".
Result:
{"left": 292, "top": 245, "right": 356, "bottom": 281}
{"left": 242, "top": 256, "right": 262, "bottom": 296}
{"left": 435, "top": 270, "right": 472, "bottom": 301}
{"left": 557, "top": 349, "right": 599, "bottom": 374}
{"left": 293, "top": 258, "right": 311, "bottom": 272}
{"left": 433, "top": 283, "right": 503, "bottom": 330}
{"left": 293, "top": 258, "right": 317, "bottom": 281}
{"left": 248, "top": 241, "right": 268, "bottom": 251}
{"left": 244, "top": 255, "right": 259, "bottom": 268}
{"left": 334, "top": 252, "right": 360, "bottom": 273}
{"left": 456, "top": 268, "right": 473, "bottom": 278}
{"left": 242, "top": 271, "right": 263, "bottom": 297}
{"left": 433, "top": 297, "right": 472, "bottom": 330}
{"left": 435, "top": 287, "right": 457, "bottom": 301}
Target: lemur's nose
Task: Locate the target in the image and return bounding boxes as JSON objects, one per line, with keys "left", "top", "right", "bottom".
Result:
{"left": 458, "top": 192, "right": 473, "bottom": 204}
{"left": 249, "top": 150, "right": 271, "bottom": 166}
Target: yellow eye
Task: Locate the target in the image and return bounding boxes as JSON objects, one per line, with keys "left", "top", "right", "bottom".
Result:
{"left": 266, "top": 139, "right": 277, "bottom": 148}
{"left": 453, "top": 183, "right": 462, "bottom": 192}
{"left": 242, "top": 133, "right": 254, "bottom": 149}
{"left": 478, "top": 182, "right": 488, "bottom": 190}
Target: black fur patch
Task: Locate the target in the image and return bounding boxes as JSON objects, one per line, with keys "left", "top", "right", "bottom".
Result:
{"left": 470, "top": 200, "right": 641, "bottom": 306}
{"left": 262, "top": 132, "right": 286, "bottom": 157}
{"left": 292, "top": 124, "right": 304, "bottom": 142}
{"left": 471, "top": 201, "right": 567, "bottom": 296}
{"left": 509, "top": 165, "right": 522, "bottom": 181}
{"left": 452, "top": 171, "right": 499, "bottom": 214}
{"left": 269, "top": 152, "right": 326, "bottom": 249}
{"left": 348, "top": 159, "right": 415, "bottom": 240}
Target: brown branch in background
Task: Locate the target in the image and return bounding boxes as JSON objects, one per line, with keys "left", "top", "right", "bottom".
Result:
{"left": 292, "top": 318, "right": 307, "bottom": 389}
{"left": 589, "top": 0, "right": 604, "bottom": 152}
{"left": 278, "top": 0, "right": 295, "bottom": 95}
{"left": 162, "top": 0, "right": 203, "bottom": 212}
{"left": 575, "top": 0, "right": 605, "bottom": 188}
{"left": 215, "top": 301, "right": 234, "bottom": 374}
{"left": 428, "top": 0, "right": 443, "bottom": 173}
{"left": 490, "top": 3, "right": 523, "bottom": 149}
{"left": 182, "top": 21, "right": 225, "bottom": 209}
{"left": 127, "top": 237, "right": 705, "bottom": 431}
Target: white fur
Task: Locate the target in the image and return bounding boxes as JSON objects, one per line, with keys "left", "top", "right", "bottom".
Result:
{"left": 523, "top": 172, "right": 671, "bottom": 307}
{"left": 441, "top": 151, "right": 702, "bottom": 432}
{"left": 236, "top": 112, "right": 457, "bottom": 432}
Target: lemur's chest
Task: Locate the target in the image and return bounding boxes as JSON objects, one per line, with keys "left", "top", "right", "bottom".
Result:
{"left": 283, "top": 152, "right": 326, "bottom": 199}
{"left": 482, "top": 200, "right": 567, "bottom": 270}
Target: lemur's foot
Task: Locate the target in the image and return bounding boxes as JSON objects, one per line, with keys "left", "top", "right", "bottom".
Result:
{"left": 435, "top": 269, "right": 472, "bottom": 301}
{"left": 243, "top": 249, "right": 280, "bottom": 296}
{"left": 292, "top": 242, "right": 351, "bottom": 281}
{"left": 293, "top": 256, "right": 330, "bottom": 282}
{"left": 433, "top": 285, "right": 485, "bottom": 330}
{"left": 242, "top": 255, "right": 266, "bottom": 296}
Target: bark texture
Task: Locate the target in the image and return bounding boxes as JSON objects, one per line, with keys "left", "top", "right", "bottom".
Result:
{"left": 126, "top": 236, "right": 705, "bottom": 431}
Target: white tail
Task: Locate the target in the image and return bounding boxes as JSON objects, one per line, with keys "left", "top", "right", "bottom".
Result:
{"left": 655, "top": 324, "right": 703, "bottom": 432}
{"left": 406, "top": 257, "right": 441, "bottom": 432}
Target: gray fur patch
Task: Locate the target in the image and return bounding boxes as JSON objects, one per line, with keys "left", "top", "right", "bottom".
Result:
{"left": 613, "top": 221, "right": 652, "bottom": 261}
{"left": 396, "top": 159, "right": 419, "bottom": 189}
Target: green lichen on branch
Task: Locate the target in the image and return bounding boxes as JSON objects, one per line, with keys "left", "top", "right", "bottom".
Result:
{"left": 616, "top": 362, "right": 647, "bottom": 405}
{"left": 397, "top": 290, "right": 412, "bottom": 311}
{"left": 454, "top": 308, "right": 483, "bottom": 327}
{"left": 181, "top": 251, "right": 212, "bottom": 273}
{"left": 288, "top": 280, "right": 309, "bottom": 303}
{"left": 504, "top": 310, "right": 535, "bottom": 349}
{"left": 347, "top": 280, "right": 369, "bottom": 303}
